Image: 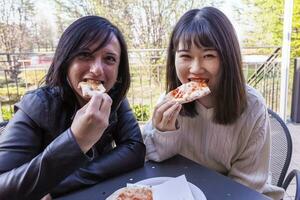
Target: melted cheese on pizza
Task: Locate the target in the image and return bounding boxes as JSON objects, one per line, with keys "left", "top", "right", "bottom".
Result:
{"left": 78, "top": 80, "right": 106, "bottom": 98}
{"left": 167, "top": 80, "right": 210, "bottom": 104}
{"left": 116, "top": 187, "right": 153, "bottom": 200}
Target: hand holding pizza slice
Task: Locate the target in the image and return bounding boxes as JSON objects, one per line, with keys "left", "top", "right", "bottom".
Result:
{"left": 165, "top": 80, "right": 210, "bottom": 104}
{"left": 72, "top": 80, "right": 111, "bottom": 153}
{"left": 78, "top": 79, "right": 106, "bottom": 98}
{"left": 152, "top": 80, "right": 209, "bottom": 132}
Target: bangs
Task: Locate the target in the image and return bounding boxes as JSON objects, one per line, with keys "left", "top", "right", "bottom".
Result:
{"left": 80, "top": 28, "right": 113, "bottom": 53}
{"left": 68, "top": 25, "right": 114, "bottom": 60}
{"left": 173, "top": 19, "right": 217, "bottom": 51}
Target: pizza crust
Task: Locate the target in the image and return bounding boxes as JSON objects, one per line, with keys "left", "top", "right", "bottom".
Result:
{"left": 166, "top": 81, "right": 210, "bottom": 104}
{"left": 78, "top": 80, "right": 106, "bottom": 98}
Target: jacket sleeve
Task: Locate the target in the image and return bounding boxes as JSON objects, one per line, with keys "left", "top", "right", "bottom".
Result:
{"left": 51, "top": 98, "right": 146, "bottom": 197}
{"left": 0, "top": 92, "right": 92, "bottom": 200}
{"left": 0, "top": 110, "right": 91, "bottom": 200}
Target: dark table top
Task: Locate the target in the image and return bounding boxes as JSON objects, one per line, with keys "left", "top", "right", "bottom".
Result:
{"left": 55, "top": 155, "right": 270, "bottom": 200}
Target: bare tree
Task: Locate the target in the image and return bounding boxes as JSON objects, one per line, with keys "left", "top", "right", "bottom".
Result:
{"left": 0, "top": 0, "right": 35, "bottom": 53}
{"left": 51, "top": 0, "right": 224, "bottom": 85}
{"left": 52, "top": 0, "right": 221, "bottom": 49}
{"left": 53, "top": 0, "right": 97, "bottom": 36}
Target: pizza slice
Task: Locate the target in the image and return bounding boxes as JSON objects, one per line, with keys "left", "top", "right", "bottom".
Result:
{"left": 78, "top": 79, "right": 106, "bottom": 98}
{"left": 166, "top": 80, "right": 210, "bottom": 104}
{"left": 106, "top": 185, "right": 153, "bottom": 200}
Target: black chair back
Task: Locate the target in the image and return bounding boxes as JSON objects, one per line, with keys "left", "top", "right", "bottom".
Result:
{"left": 0, "top": 121, "right": 8, "bottom": 136}
{"left": 268, "top": 109, "right": 293, "bottom": 187}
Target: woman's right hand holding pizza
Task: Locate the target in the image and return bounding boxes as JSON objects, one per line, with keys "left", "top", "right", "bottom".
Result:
{"left": 71, "top": 93, "right": 112, "bottom": 153}
{"left": 152, "top": 100, "right": 182, "bottom": 132}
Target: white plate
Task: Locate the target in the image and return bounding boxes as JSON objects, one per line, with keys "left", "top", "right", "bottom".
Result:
{"left": 136, "top": 177, "right": 207, "bottom": 200}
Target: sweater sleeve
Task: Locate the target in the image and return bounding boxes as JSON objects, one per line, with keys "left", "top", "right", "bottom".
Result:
{"left": 143, "top": 120, "right": 182, "bottom": 162}
{"left": 228, "top": 106, "right": 271, "bottom": 192}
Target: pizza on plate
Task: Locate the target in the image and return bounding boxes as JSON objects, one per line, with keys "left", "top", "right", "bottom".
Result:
{"left": 78, "top": 80, "right": 106, "bottom": 98}
{"left": 106, "top": 185, "right": 153, "bottom": 200}
{"left": 165, "top": 80, "right": 210, "bottom": 104}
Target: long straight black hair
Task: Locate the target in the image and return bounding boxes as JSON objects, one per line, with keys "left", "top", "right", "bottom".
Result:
{"left": 166, "top": 7, "right": 247, "bottom": 124}
{"left": 45, "top": 16, "right": 130, "bottom": 110}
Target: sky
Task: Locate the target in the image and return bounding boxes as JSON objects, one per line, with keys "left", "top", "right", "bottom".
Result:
{"left": 219, "top": 0, "right": 247, "bottom": 43}
{"left": 35, "top": 0, "right": 56, "bottom": 30}
{"left": 34, "top": 0, "right": 58, "bottom": 42}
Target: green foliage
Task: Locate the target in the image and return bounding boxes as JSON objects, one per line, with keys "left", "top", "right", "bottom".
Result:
{"left": 19, "top": 70, "right": 47, "bottom": 86}
{"left": 291, "top": 0, "right": 300, "bottom": 58}
{"left": 0, "top": 70, "right": 46, "bottom": 103}
{"left": 0, "top": 70, "right": 42, "bottom": 123}
{"left": 132, "top": 104, "right": 150, "bottom": 122}
{"left": 242, "top": 0, "right": 300, "bottom": 58}
{"left": 1, "top": 105, "right": 13, "bottom": 121}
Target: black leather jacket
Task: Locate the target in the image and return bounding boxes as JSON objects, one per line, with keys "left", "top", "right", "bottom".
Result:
{"left": 0, "top": 87, "right": 145, "bottom": 200}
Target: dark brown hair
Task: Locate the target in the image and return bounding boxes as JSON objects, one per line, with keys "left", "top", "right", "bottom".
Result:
{"left": 45, "top": 16, "right": 130, "bottom": 110}
{"left": 166, "top": 7, "right": 247, "bottom": 124}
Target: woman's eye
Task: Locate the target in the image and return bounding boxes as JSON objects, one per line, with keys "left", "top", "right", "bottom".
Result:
{"left": 78, "top": 53, "right": 94, "bottom": 60}
{"left": 203, "top": 54, "right": 215, "bottom": 59}
{"left": 180, "top": 54, "right": 191, "bottom": 59}
{"left": 105, "top": 56, "right": 117, "bottom": 64}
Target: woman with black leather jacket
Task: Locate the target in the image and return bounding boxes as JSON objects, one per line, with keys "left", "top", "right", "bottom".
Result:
{"left": 0, "top": 16, "right": 146, "bottom": 200}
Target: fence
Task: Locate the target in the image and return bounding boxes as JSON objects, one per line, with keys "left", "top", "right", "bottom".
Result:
{"left": 247, "top": 47, "right": 282, "bottom": 112}
{"left": 0, "top": 47, "right": 282, "bottom": 122}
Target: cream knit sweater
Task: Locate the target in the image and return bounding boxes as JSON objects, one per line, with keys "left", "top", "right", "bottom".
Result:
{"left": 143, "top": 85, "right": 284, "bottom": 200}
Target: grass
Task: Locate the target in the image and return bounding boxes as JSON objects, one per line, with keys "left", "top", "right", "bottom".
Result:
{"left": 19, "top": 69, "right": 47, "bottom": 87}
{"left": 0, "top": 67, "right": 164, "bottom": 121}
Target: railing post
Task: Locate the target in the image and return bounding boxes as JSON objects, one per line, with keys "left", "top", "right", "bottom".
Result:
{"left": 291, "top": 58, "right": 300, "bottom": 123}
{"left": 279, "top": 0, "right": 294, "bottom": 121}
{"left": 6, "top": 54, "right": 11, "bottom": 67}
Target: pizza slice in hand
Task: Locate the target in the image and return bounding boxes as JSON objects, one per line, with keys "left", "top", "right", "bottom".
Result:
{"left": 78, "top": 80, "right": 106, "bottom": 98}
{"left": 166, "top": 80, "right": 210, "bottom": 104}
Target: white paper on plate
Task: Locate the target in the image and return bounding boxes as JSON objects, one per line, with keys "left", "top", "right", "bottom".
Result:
{"left": 152, "top": 175, "right": 194, "bottom": 200}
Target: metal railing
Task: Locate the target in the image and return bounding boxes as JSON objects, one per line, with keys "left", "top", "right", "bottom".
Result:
{"left": 0, "top": 47, "right": 282, "bottom": 121}
{"left": 247, "top": 47, "right": 282, "bottom": 112}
